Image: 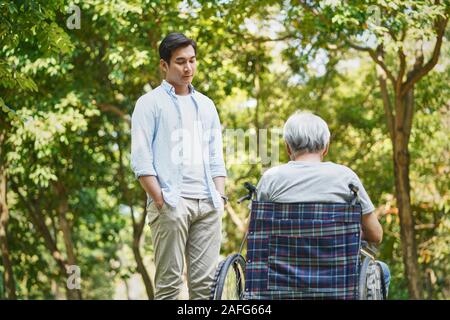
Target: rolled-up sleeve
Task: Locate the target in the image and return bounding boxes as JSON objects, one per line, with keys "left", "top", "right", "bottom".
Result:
{"left": 131, "top": 96, "right": 157, "bottom": 179}
{"left": 209, "top": 105, "right": 227, "bottom": 178}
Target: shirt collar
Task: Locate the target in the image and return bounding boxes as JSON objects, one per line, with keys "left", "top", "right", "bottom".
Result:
{"left": 161, "top": 80, "right": 196, "bottom": 96}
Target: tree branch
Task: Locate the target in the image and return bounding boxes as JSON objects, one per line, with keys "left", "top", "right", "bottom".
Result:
{"left": 370, "top": 45, "right": 397, "bottom": 86}
{"left": 346, "top": 41, "right": 372, "bottom": 52}
{"left": 397, "top": 48, "right": 407, "bottom": 93}
{"left": 401, "top": 16, "right": 448, "bottom": 96}
{"left": 9, "top": 180, "right": 68, "bottom": 272}
{"left": 299, "top": 1, "right": 398, "bottom": 88}
{"left": 388, "top": 28, "right": 398, "bottom": 42}
{"left": 227, "top": 28, "right": 297, "bottom": 43}
{"left": 225, "top": 203, "right": 245, "bottom": 233}
{"left": 403, "top": 88, "right": 415, "bottom": 143}
{"left": 137, "top": 197, "right": 147, "bottom": 239}
{"left": 378, "top": 74, "right": 395, "bottom": 142}
{"left": 347, "top": 41, "right": 397, "bottom": 86}
{"left": 98, "top": 103, "right": 131, "bottom": 126}
{"left": 299, "top": 0, "right": 332, "bottom": 27}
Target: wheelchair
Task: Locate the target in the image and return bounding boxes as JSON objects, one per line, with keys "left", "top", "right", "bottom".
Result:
{"left": 210, "top": 182, "right": 387, "bottom": 300}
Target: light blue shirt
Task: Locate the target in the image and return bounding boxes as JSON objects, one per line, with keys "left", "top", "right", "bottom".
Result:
{"left": 131, "top": 80, "right": 227, "bottom": 208}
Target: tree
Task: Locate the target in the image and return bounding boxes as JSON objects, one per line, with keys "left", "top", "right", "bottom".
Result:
{"left": 0, "top": 0, "right": 72, "bottom": 299}
{"left": 271, "top": 0, "right": 449, "bottom": 299}
{"left": 2, "top": 0, "right": 448, "bottom": 299}
{"left": 1, "top": 0, "right": 256, "bottom": 299}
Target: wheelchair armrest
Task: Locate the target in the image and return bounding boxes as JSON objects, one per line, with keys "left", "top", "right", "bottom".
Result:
{"left": 361, "top": 240, "right": 379, "bottom": 257}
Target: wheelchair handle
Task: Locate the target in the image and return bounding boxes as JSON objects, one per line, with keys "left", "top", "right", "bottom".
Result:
{"left": 237, "top": 182, "right": 257, "bottom": 253}
{"left": 244, "top": 182, "right": 257, "bottom": 193}
{"left": 237, "top": 182, "right": 257, "bottom": 204}
{"left": 237, "top": 194, "right": 251, "bottom": 204}
{"left": 361, "top": 240, "right": 378, "bottom": 259}
{"left": 348, "top": 183, "right": 359, "bottom": 205}
{"left": 349, "top": 183, "right": 359, "bottom": 194}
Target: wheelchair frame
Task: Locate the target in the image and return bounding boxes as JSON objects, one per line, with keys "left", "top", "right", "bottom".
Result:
{"left": 210, "top": 183, "right": 387, "bottom": 300}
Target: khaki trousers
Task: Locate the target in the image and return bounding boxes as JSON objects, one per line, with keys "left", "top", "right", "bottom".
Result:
{"left": 147, "top": 197, "right": 223, "bottom": 300}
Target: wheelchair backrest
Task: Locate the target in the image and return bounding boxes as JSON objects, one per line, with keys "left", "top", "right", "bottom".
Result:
{"left": 245, "top": 201, "right": 362, "bottom": 300}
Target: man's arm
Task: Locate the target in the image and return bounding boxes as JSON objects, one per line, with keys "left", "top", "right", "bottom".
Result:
{"left": 131, "top": 97, "right": 163, "bottom": 208}
{"left": 349, "top": 175, "right": 382, "bottom": 244}
{"left": 209, "top": 106, "right": 227, "bottom": 180}
{"left": 138, "top": 176, "right": 164, "bottom": 209}
{"left": 131, "top": 97, "right": 157, "bottom": 178}
{"left": 213, "top": 176, "right": 225, "bottom": 195}
{"left": 361, "top": 212, "right": 383, "bottom": 244}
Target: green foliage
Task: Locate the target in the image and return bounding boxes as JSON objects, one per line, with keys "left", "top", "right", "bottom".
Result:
{"left": 0, "top": 0, "right": 448, "bottom": 299}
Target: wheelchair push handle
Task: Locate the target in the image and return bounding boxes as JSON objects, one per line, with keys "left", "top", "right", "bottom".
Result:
{"left": 237, "top": 194, "right": 251, "bottom": 204}
{"left": 237, "top": 182, "right": 257, "bottom": 204}
{"left": 348, "top": 183, "right": 360, "bottom": 206}
{"left": 348, "top": 183, "right": 359, "bottom": 196}
{"left": 361, "top": 240, "right": 379, "bottom": 258}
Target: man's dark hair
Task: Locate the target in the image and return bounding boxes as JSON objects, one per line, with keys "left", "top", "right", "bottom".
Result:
{"left": 159, "top": 33, "right": 197, "bottom": 64}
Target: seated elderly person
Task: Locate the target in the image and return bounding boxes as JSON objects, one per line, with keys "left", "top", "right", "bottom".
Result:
{"left": 256, "top": 110, "right": 390, "bottom": 296}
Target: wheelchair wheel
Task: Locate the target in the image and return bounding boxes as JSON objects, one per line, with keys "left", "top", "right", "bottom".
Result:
{"left": 210, "top": 253, "right": 246, "bottom": 300}
{"left": 359, "top": 257, "right": 386, "bottom": 300}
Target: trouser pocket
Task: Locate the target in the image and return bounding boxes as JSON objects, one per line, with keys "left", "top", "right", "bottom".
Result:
{"left": 147, "top": 201, "right": 168, "bottom": 226}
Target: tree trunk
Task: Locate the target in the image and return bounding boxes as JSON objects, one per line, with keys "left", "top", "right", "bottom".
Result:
{"left": 132, "top": 234, "right": 154, "bottom": 299}
{"left": 131, "top": 201, "right": 154, "bottom": 299}
{"left": 392, "top": 88, "right": 423, "bottom": 299}
{"left": 393, "top": 146, "right": 423, "bottom": 299}
{"left": 55, "top": 182, "right": 82, "bottom": 300}
{"left": 9, "top": 180, "right": 76, "bottom": 299}
{"left": 116, "top": 135, "right": 154, "bottom": 299}
{"left": 0, "top": 143, "right": 17, "bottom": 299}
{"left": 379, "top": 75, "right": 423, "bottom": 299}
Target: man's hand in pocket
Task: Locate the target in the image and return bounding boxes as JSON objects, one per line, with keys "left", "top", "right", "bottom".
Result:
{"left": 155, "top": 198, "right": 164, "bottom": 210}
{"left": 138, "top": 176, "right": 165, "bottom": 210}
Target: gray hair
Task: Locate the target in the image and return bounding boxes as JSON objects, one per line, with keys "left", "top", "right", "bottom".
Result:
{"left": 283, "top": 111, "right": 330, "bottom": 155}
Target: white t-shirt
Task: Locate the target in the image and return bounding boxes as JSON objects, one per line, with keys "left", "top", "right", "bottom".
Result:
{"left": 256, "top": 161, "right": 375, "bottom": 214}
{"left": 177, "top": 94, "right": 209, "bottom": 199}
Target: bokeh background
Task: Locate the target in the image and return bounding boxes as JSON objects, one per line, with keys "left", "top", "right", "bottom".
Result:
{"left": 0, "top": 0, "right": 449, "bottom": 299}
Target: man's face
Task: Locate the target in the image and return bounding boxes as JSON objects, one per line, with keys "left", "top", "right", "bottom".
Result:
{"left": 161, "top": 45, "right": 196, "bottom": 89}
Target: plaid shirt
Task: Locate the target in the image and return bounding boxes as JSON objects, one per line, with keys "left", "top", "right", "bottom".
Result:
{"left": 245, "top": 201, "right": 362, "bottom": 300}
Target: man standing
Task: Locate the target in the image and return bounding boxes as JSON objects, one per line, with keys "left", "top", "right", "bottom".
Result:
{"left": 131, "top": 33, "right": 227, "bottom": 300}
